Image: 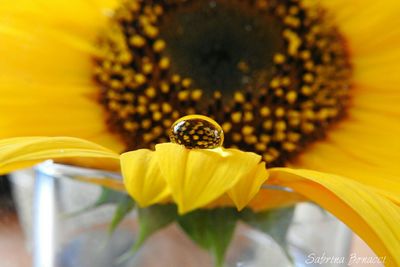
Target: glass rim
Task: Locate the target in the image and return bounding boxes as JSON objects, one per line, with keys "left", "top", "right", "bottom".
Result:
{"left": 33, "top": 161, "right": 341, "bottom": 225}
{"left": 35, "top": 160, "right": 122, "bottom": 180}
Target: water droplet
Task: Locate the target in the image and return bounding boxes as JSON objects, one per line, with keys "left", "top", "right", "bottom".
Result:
{"left": 169, "top": 115, "right": 224, "bottom": 149}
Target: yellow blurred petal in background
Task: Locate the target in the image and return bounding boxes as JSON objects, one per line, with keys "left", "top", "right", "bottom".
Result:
{"left": 0, "top": 136, "right": 119, "bottom": 174}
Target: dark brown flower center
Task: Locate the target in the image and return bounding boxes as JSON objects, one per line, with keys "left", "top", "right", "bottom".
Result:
{"left": 94, "top": 0, "right": 352, "bottom": 166}
{"left": 158, "top": 0, "right": 284, "bottom": 97}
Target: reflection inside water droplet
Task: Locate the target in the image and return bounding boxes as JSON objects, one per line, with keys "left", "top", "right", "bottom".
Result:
{"left": 169, "top": 115, "right": 224, "bottom": 149}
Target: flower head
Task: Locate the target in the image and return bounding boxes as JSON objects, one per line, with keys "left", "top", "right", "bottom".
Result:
{"left": 0, "top": 0, "right": 399, "bottom": 193}
{"left": 1, "top": 0, "right": 400, "bottom": 265}
{"left": 122, "top": 143, "right": 268, "bottom": 214}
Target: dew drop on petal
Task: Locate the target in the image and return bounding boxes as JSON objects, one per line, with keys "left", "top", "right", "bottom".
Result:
{"left": 169, "top": 115, "right": 224, "bottom": 149}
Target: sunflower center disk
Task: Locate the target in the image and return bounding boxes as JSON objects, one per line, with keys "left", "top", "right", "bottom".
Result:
{"left": 94, "top": 0, "right": 352, "bottom": 166}
{"left": 159, "top": 1, "right": 283, "bottom": 97}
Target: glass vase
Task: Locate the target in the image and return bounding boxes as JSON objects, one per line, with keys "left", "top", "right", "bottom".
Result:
{"left": 10, "top": 161, "right": 352, "bottom": 267}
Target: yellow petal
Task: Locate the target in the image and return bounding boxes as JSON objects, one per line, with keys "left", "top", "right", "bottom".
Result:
{"left": 269, "top": 168, "right": 400, "bottom": 267}
{"left": 248, "top": 188, "right": 305, "bottom": 212}
{"left": 0, "top": 0, "right": 123, "bottom": 152}
{"left": 227, "top": 162, "right": 269, "bottom": 211}
{"left": 322, "top": 0, "right": 400, "bottom": 57}
{"left": 155, "top": 143, "right": 262, "bottom": 214}
{"left": 206, "top": 187, "right": 305, "bottom": 211}
{"left": 121, "top": 149, "right": 170, "bottom": 207}
{"left": 293, "top": 141, "right": 400, "bottom": 205}
{"left": 0, "top": 136, "right": 120, "bottom": 174}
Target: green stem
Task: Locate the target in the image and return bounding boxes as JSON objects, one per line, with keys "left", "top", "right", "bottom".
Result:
{"left": 213, "top": 255, "right": 224, "bottom": 267}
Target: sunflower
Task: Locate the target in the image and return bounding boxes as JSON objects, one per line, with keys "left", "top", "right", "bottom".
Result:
{"left": 1, "top": 0, "right": 399, "bottom": 174}
{"left": 0, "top": 0, "right": 399, "bottom": 265}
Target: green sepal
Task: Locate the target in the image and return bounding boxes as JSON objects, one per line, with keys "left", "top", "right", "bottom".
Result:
{"left": 63, "top": 186, "right": 135, "bottom": 235}
{"left": 94, "top": 187, "right": 130, "bottom": 206}
{"left": 63, "top": 187, "right": 129, "bottom": 218}
{"left": 134, "top": 204, "right": 178, "bottom": 251}
{"left": 109, "top": 195, "right": 136, "bottom": 233}
{"left": 115, "top": 204, "right": 178, "bottom": 265}
{"left": 240, "top": 206, "right": 295, "bottom": 261}
{"left": 178, "top": 208, "right": 239, "bottom": 267}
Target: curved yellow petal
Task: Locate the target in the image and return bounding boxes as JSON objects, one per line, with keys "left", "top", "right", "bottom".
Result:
{"left": 269, "top": 168, "right": 400, "bottom": 267}
{"left": 227, "top": 162, "right": 269, "bottom": 211}
{"left": 0, "top": 136, "right": 120, "bottom": 174}
{"left": 121, "top": 149, "right": 170, "bottom": 207}
{"left": 155, "top": 143, "right": 262, "bottom": 214}
{"left": 293, "top": 132, "right": 400, "bottom": 205}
